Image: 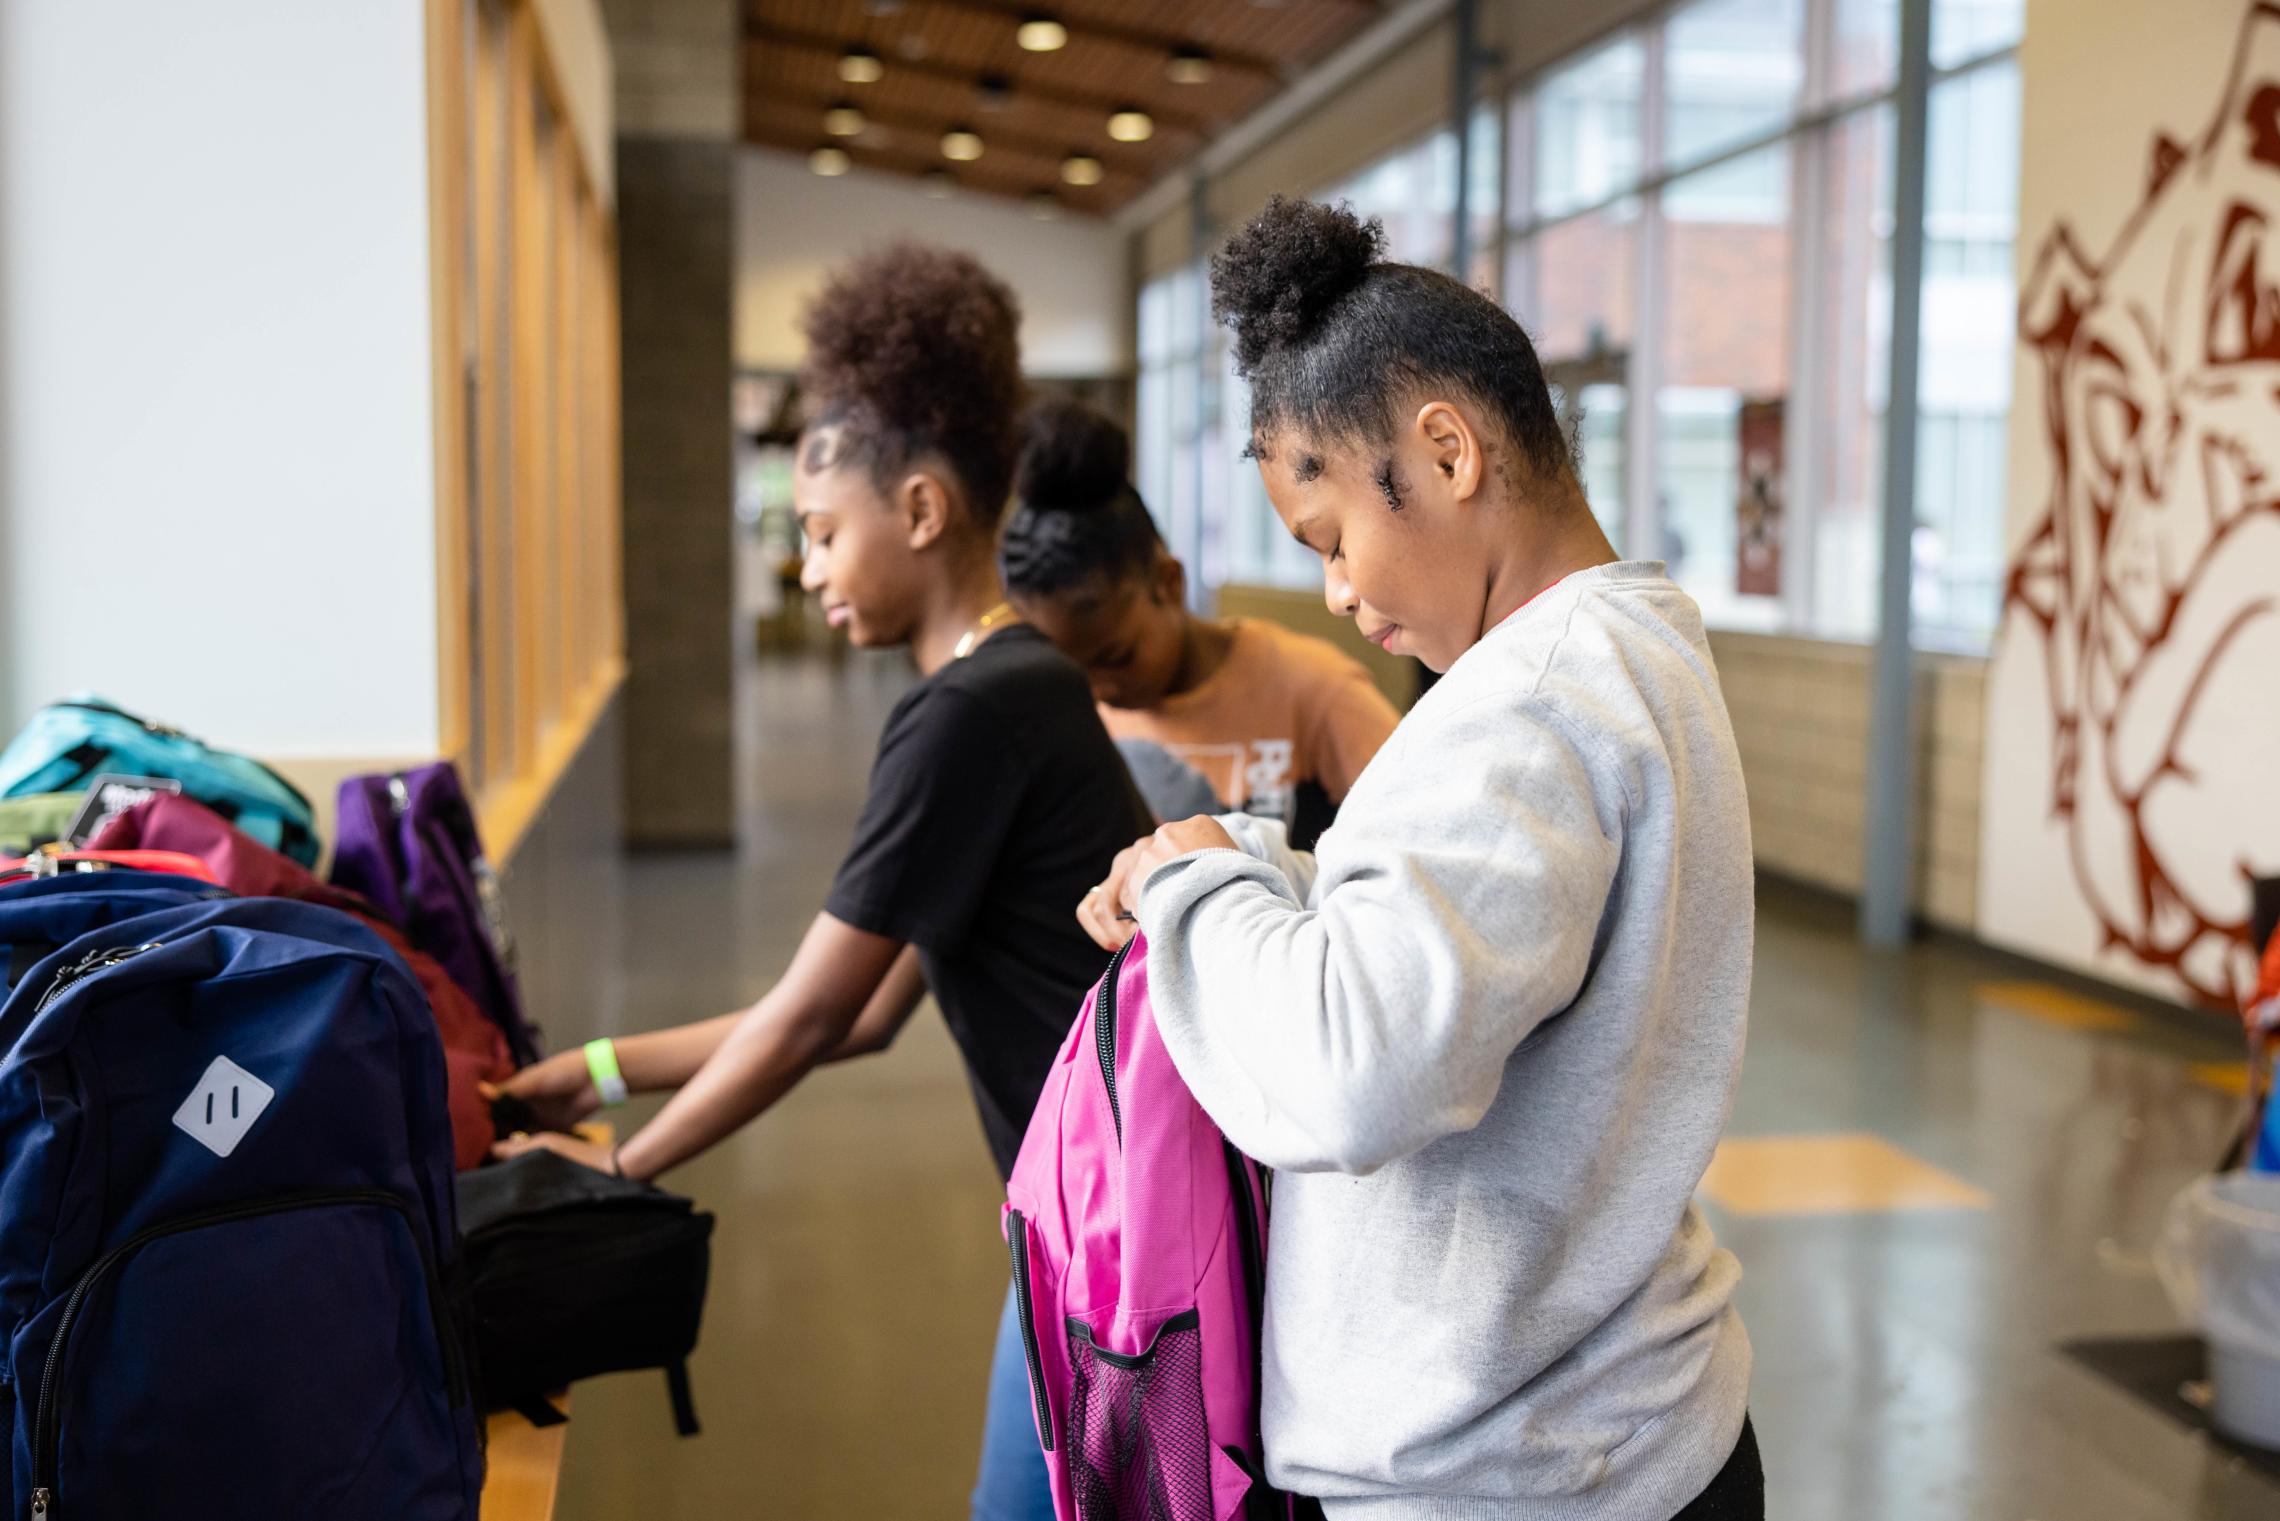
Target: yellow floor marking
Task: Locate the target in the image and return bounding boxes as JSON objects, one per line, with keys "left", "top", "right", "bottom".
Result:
{"left": 2189, "top": 1061, "right": 2251, "bottom": 1097}
{"left": 1976, "top": 980, "right": 2140, "bottom": 1034}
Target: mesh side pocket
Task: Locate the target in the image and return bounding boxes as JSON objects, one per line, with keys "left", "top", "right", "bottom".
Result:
{"left": 1064, "top": 1310, "right": 1213, "bottom": 1521}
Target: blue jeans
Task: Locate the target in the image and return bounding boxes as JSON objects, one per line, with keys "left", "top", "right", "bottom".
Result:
{"left": 972, "top": 1283, "right": 1056, "bottom": 1521}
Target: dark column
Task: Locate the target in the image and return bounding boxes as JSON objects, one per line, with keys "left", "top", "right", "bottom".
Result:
{"left": 615, "top": 136, "right": 735, "bottom": 849}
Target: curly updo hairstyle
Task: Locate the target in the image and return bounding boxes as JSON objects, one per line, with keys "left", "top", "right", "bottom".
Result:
{"left": 798, "top": 241, "right": 1026, "bottom": 522}
{"left": 1210, "top": 195, "right": 1572, "bottom": 507}
{"left": 999, "top": 397, "right": 1165, "bottom": 599}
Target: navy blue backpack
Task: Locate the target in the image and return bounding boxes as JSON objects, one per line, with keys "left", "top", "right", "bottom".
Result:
{"left": 0, "top": 868, "right": 226, "bottom": 1000}
{"left": 0, "top": 898, "right": 483, "bottom": 1520}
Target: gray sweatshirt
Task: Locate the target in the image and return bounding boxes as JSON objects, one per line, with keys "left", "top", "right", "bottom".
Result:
{"left": 1134, "top": 562, "right": 1753, "bottom": 1521}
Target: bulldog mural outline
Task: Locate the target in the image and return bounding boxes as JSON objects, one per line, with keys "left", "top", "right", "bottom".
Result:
{"left": 2008, "top": 0, "right": 2280, "bottom": 1005}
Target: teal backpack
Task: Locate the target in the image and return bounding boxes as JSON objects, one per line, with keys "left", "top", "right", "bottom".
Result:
{"left": 0, "top": 697, "right": 318, "bottom": 867}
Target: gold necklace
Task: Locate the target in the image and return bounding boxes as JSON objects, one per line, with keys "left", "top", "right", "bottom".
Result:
{"left": 952, "top": 601, "right": 1018, "bottom": 660}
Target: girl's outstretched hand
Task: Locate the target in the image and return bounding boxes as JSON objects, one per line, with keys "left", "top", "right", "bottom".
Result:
{"left": 479, "top": 1053, "right": 600, "bottom": 1134}
{"left": 1076, "top": 816, "right": 1239, "bottom": 951}
{"left": 490, "top": 1127, "right": 622, "bottom": 1175}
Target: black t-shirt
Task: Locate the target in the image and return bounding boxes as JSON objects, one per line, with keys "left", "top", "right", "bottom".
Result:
{"left": 825, "top": 625, "right": 1150, "bottom": 1180}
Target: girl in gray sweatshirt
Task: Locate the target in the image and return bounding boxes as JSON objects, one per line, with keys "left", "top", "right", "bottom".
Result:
{"left": 1078, "top": 196, "right": 1760, "bottom": 1520}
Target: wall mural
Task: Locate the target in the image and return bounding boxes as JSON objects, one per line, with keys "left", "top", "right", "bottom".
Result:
{"left": 1996, "top": 0, "right": 2280, "bottom": 1005}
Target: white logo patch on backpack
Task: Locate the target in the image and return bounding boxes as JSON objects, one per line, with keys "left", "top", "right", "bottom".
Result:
{"left": 172, "top": 1055, "right": 274, "bottom": 1158}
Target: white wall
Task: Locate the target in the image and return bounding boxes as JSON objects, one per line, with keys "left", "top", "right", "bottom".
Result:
{"left": 0, "top": 0, "right": 440, "bottom": 759}
{"left": 1981, "top": 0, "right": 2280, "bottom": 1007}
{"left": 734, "top": 149, "right": 1130, "bottom": 378}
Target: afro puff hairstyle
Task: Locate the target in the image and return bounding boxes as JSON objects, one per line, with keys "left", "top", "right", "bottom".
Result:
{"left": 798, "top": 241, "right": 1026, "bottom": 522}
{"left": 1210, "top": 195, "right": 1573, "bottom": 499}
{"left": 999, "top": 397, "right": 1164, "bottom": 599}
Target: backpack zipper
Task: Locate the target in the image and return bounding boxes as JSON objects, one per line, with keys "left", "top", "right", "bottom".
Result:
{"left": 1223, "top": 1141, "right": 1266, "bottom": 1326}
{"left": 30, "top": 1188, "right": 462, "bottom": 1518}
{"left": 52, "top": 700, "right": 314, "bottom": 814}
{"left": 1094, "top": 939, "right": 1134, "bottom": 1146}
{"left": 1004, "top": 1209, "right": 1054, "bottom": 1452}
{"left": 54, "top": 699, "right": 185, "bottom": 741}
{"left": 1223, "top": 1140, "right": 1281, "bottom": 1517}
{"left": 32, "top": 943, "right": 161, "bottom": 1014}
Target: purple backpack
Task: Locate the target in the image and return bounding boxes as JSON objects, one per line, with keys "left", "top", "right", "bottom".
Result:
{"left": 333, "top": 762, "right": 541, "bottom": 1067}
{"left": 1004, "top": 933, "right": 1287, "bottom": 1521}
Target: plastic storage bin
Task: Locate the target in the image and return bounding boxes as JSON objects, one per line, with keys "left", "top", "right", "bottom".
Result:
{"left": 2159, "top": 1171, "right": 2280, "bottom": 1448}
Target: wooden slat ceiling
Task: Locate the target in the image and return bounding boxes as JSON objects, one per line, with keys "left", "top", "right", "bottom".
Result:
{"left": 742, "top": 0, "right": 1387, "bottom": 216}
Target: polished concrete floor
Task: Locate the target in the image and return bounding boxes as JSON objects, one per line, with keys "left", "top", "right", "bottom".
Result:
{"left": 549, "top": 652, "right": 2279, "bottom": 1521}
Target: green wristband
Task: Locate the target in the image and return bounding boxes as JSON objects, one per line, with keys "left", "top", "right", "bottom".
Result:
{"left": 584, "top": 1038, "right": 628, "bottom": 1108}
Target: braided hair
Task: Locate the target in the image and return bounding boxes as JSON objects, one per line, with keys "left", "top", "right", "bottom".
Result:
{"left": 999, "top": 397, "right": 1164, "bottom": 597}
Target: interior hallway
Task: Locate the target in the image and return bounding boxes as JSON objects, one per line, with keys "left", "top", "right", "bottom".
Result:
{"left": 547, "top": 650, "right": 2280, "bottom": 1521}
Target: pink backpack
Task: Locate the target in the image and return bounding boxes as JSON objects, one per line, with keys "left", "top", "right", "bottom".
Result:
{"left": 1003, "top": 934, "right": 1287, "bottom": 1521}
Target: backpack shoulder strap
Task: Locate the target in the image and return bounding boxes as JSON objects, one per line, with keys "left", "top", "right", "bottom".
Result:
{"left": 665, "top": 1361, "right": 700, "bottom": 1438}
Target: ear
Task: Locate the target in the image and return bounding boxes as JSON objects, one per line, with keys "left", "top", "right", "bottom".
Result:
{"left": 1150, "top": 549, "right": 1187, "bottom": 608}
{"left": 1412, "top": 401, "right": 1486, "bottom": 503}
{"left": 897, "top": 470, "right": 956, "bottom": 551}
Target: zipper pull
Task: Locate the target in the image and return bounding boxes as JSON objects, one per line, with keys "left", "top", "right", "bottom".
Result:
{"left": 387, "top": 775, "right": 412, "bottom": 817}
{"left": 31, "top": 1485, "right": 49, "bottom": 1519}
{"left": 34, "top": 942, "right": 162, "bottom": 1013}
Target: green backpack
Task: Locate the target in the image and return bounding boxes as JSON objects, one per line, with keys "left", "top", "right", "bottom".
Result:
{"left": 0, "top": 793, "right": 85, "bottom": 857}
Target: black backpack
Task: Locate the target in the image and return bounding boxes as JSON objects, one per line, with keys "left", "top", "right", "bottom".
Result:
{"left": 456, "top": 1150, "right": 714, "bottom": 1434}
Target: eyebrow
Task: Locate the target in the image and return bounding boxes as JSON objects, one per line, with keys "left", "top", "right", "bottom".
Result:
{"left": 1287, "top": 512, "right": 1325, "bottom": 548}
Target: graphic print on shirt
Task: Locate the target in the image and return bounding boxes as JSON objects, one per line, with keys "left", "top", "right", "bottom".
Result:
{"left": 1116, "top": 738, "right": 1296, "bottom": 825}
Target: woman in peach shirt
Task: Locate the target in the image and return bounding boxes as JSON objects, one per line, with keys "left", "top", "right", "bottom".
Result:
{"left": 1001, "top": 398, "right": 1400, "bottom": 849}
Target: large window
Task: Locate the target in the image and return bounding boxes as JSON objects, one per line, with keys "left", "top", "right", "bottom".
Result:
{"left": 434, "top": 0, "right": 623, "bottom": 808}
{"left": 1132, "top": 0, "right": 2021, "bottom": 651}
{"left": 1136, "top": 265, "right": 1206, "bottom": 593}
{"left": 1498, "top": 0, "right": 2020, "bottom": 647}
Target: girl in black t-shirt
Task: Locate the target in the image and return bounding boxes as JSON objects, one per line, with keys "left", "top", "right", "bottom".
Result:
{"left": 492, "top": 242, "right": 1144, "bottom": 1521}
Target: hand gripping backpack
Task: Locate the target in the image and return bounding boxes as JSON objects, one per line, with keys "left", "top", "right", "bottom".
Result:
{"left": 0, "top": 898, "right": 483, "bottom": 1519}
{"left": 89, "top": 796, "right": 516, "bottom": 1170}
{"left": 333, "top": 763, "right": 539, "bottom": 1067}
{"left": 0, "top": 697, "right": 319, "bottom": 868}
{"left": 1003, "top": 933, "right": 1287, "bottom": 1521}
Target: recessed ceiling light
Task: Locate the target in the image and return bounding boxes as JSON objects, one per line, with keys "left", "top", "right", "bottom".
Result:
{"left": 941, "top": 126, "right": 985, "bottom": 161}
{"left": 839, "top": 49, "right": 884, "bottom": 84}
{"left": 1029, "top": 191, "right": 1063, "bottom": 221}
{"left": 922, "top": 169, "right": 956, "bottom": 198}
{"left": 823, "top": 101, "right": 867, "bottom": 136}
{"left": 1061, "top": 152, "right": 1104, "bottom": 186}
{"left": 976, "top": 73, "right": 1013, "bottom": 111}
{"left": 1107, "top": 106, "right": 1154, "bottom": 143}
{"left": 809, "top": 145, "right": 852, "bottom": 177}
{"left": 1167, "top": 46, "right": 1212, "bottom": 85}
{"left": 1017, "top": 13, "right": 1068, "bottom": 52}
